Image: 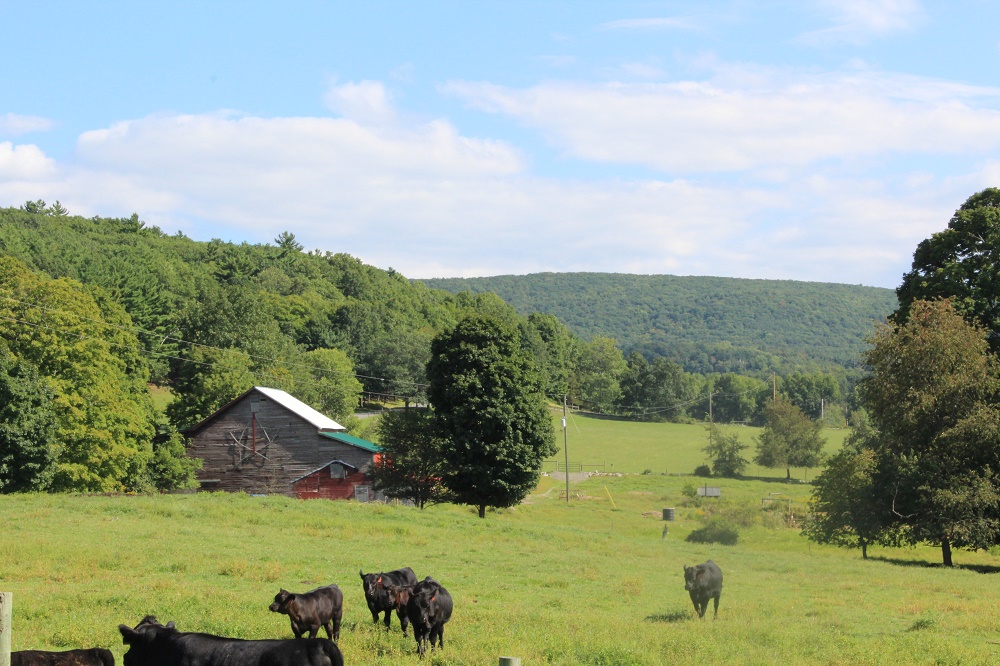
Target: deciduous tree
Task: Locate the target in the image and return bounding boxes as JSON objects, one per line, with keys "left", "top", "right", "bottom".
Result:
{"left": 702, "top": 423, "right": 749, "bottom": 478}
{"left": 369, "top": 408, "right": 450, "bottom": 509}
{"left": 754, "top": 396, "right": 825, "bottom": 480}
{"left": 427, "top": 315, "right": 556, "bottom": 518}
{"left": 860, "top": 298, "right": 1000, "bottom": 565}
{"left": 896, "top": 188, "right": 1000, "bottom": 349}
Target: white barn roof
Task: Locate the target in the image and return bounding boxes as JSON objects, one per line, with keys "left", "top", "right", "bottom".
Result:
{"left": 254, "top": 386, "right": 345, "bottom": 432}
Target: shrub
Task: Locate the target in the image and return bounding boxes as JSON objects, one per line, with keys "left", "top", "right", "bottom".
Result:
{"left": 694, "top": 464, "right": 712, "bottom": 477}
{"left": 685, "top": 519, "right": 739, "bottom": 545}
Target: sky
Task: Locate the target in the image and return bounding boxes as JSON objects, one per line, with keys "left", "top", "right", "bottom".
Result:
{"left": 1, "top": 1, "right": 999, "bottom": 289}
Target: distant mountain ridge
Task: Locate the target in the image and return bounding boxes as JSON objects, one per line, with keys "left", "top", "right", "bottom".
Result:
{"left": 419, "top": 273, "right": 898, "bottom": 374}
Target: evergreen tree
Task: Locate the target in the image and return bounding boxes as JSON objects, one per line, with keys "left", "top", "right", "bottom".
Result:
{"left": 427, "top": 315, "right": 556, "bottom": 518}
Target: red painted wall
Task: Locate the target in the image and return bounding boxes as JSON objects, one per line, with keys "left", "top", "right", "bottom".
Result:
{"left": 292, "top": 469, "right": 368, "bottom": 500}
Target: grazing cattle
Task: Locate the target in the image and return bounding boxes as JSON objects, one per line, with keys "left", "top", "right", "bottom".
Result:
{"left": 383, "top": 584, "right": 412, "bottom": 619}
{"left": 12, "top": 649, "right": 114, "bottom": 666}
{"left": 359, "top": 566, "right": 418, "bottom": 633}
{"left": 404, "top": 577, "right": 453, "bottom": 658}
{"left": 269, "top": 585, "right": 343, "bottom": 642}
{"left": 118, "top": 616, "right": 343, "bottom": 666}
{"left": 683, "top": 560, "right": 723, "bottom": 619}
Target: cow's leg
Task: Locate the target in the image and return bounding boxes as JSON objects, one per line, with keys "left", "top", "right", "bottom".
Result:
{"left": 308, "top": 626, "right": 319, "bottom": 639}
{"left": 698, "top": 600, "right": 707, "bottom": 618}
{"left": 324, "top": 620, "right": 335, "bottom": 641}
{"left": 383, "top": 610, "right": 393, "bottom": 630}
{"left": 398, "top": 608, "right": 409, "bottom": 635}
{"left": 713, "top": 593, "right": 721, "bottom": 619}
{"left": 292, "top": 624, "right": 303, "bottom": 639}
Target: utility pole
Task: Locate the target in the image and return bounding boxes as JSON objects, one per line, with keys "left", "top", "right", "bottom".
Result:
{"left": 563, "top": 394, "right": 569, "bottom": 504}
{"left": 708, "top": 389, "right": 713, "bottom": 449}
{"left": 772, "top": 372, "right": 776, "bottom": 403}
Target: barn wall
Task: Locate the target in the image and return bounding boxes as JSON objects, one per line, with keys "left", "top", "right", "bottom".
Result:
{"left": 186, "top": 391, "right": 372, "bottom": 496}
{"left": 292, "top": 469, "right": 368, "bottom": 500}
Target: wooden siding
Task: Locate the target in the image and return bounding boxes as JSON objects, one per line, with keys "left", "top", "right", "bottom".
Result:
{"left": 292, "top": 468, "right": 368, "bottom": 500}
{"left": 187, "top": 391, "right": 374, "bottom": 496}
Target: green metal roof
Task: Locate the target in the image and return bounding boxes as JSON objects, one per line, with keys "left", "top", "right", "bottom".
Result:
{"left": 319, "top": 431, "right": 381, "bottom": 453}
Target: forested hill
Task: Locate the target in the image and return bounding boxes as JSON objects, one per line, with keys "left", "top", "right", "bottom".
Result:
{"left": 419, "top": 273, "right": 898, "bottom": 373}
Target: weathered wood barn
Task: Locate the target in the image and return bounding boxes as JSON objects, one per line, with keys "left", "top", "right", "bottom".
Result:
{"left": 184, "top": 386, "right": 381, "bottom": 499}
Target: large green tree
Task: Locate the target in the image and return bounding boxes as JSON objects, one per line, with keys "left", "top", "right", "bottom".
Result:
{"left": 802, "top": 415, "right": 896, "bottom": 560}
{"left": 369, "top": 408, "right": 451, "bottom": 509}
{"left": 859, "top": 299, "right": 1000, "bottom": 566}
{"left": 754, "top": 396, "right": 825, "bottom": 480}
{"left": 427, "top": 315, "right": 556, "bottom": 518}
{"left": 896, "top": 188, "right": 1000, "bottom": 349}
{"left": 0, "top": 256, "right": 193, "bottom": 491}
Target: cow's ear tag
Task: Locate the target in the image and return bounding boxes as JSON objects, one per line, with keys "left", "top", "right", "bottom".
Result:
{"left": 431, "top": 594, "right": 436, "bottom": 601}
{"left": 377, "top": 576, "right": 382, "bottom": 584}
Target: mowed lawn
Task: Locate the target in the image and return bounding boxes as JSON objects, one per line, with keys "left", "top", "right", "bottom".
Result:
{"left": 547, "top": 409, "right": 849, "bottom": 479}
{"left": 2, "top": 472, "right": 999, "bottom": 666}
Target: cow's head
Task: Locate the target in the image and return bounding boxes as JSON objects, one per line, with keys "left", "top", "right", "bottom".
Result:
{"left": 683, "top": 565, "right": 702, "bottom": 591}
{"left": 120, "top": 618, "right": 178, "bottom": 666}
{"left": 360, "top": 571, "right": 380, "bottom": 598}
{"left": 269, "top": 589, "right": 293, "bottom": 613}
{"left": 385, "top": 585, "right": 411, "bottom": 611}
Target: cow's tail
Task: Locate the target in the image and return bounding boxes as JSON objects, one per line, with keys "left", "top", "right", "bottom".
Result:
{"left": 321, "top": 640, "right": 344, "bottom": 666}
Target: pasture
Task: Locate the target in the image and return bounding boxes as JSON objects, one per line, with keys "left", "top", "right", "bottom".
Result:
{"left": 547, "top": 411, "right": 849, "bottom": 478}
{"left": 2, "top": 472, "right": 999, "bottom": 665}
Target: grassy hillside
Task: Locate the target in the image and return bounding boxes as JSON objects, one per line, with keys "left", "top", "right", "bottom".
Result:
{"left": 2, "top": 483, "right": 997, "bottom": 665}
{"left": 421, "top": 273, "right": 898, "bottom": 374}
{"left": 546, "top": 410, "right": 849, "bottom": 479}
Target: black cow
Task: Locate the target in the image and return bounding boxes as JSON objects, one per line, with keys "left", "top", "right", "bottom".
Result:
{"left": 683, "top": 560, "right": 723, "bottom": 619}
{"left": 12, "top": 649, "right": 115, "bottom": 666}
{"left": 118, "top": 616, "right": 343, "bottom": 666}
{"left": 359, "top": 566, "right": 417, "bottom": 633}
{"left": 404, "top": 577, "right": 453, "bottom": 658}
{"left": 269, "top": 585, "right": 343, "bottom": 641}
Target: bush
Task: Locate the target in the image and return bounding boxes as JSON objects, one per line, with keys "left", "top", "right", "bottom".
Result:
{"left": 694, "top": 464, "right": 712, "bottom": 477}
{"left": 685, "top": 519, "right": 739, "bottom": 545}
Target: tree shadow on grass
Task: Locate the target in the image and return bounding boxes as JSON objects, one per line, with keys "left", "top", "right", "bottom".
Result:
{"left": 870, "top": 555, "right": 1000, "bottom": 574}
{"left": 644, "top": 610, "right": 691, "bottom": 623}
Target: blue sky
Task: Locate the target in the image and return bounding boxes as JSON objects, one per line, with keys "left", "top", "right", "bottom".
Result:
{"left": 2, "top": 1, "right": 999, "bottom": 288}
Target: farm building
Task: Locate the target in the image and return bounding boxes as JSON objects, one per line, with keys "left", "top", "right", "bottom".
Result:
{"left": 183, "top": 386, "right": 381, "bottom": 499}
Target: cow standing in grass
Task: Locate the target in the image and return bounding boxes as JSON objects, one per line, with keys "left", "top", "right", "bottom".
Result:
{"left": 404, "top": 577, "right": 453, "bottom": 658}
{"left": 360, "top": 567, "right": 417, "bottom": 633}
{"left": 683, "top": 560, "right": 723, "bottom": 619}
{"left": 268, "top": 585, "right": 343, "bottom": 642}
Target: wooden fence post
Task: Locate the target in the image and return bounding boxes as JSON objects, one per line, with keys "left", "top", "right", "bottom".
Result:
{"left": 0, "top": 591, "right": 11, "bottom": 666}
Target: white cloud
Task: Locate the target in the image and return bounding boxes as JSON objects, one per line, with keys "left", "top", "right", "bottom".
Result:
{"left": 443, "top": 68, "right": 1000, "bottom": 174}
{"left": 0, "top": 142, "right": 57, "bottom": 179}
{"left": 0, "top": 73, "right": 985, "bottom": 289}
{"left": 324, "top": 80, "right": 396, "bottom": 124}
{"left": 0, "top": 113, "right": 54, "bottom": 137}
{"left": 799, "top": 0, "right": 924, "bottom": 45}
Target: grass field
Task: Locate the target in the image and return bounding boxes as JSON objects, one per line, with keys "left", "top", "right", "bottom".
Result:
{"left": 2, "top": 472, "right": 999, "bottom": 665}
{"left": 547, "top": 410, "right": 849, "bottom": 479}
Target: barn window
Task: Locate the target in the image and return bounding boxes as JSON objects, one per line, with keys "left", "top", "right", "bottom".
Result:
{"left": 329, "top": 463, "right": 346, "bottom": 479}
